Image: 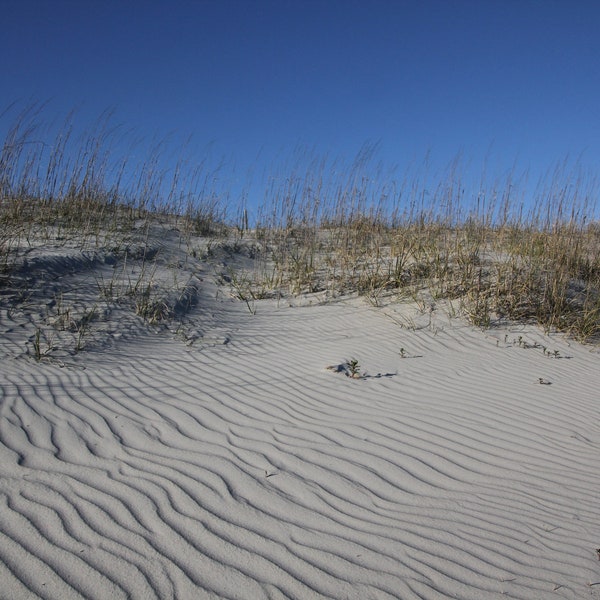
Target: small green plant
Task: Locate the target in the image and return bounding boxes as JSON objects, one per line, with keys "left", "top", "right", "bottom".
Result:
{"left": 345, "top": 358, "right": 361, "bottom": 379}
{"left": 30, "top": 328, "right": 54, "bottom": 361}
{"left": 399, "top": 347, "right": 406, "bottom": 358}
{"left": 74, "top": 305, "right": 97, "bottom": 352}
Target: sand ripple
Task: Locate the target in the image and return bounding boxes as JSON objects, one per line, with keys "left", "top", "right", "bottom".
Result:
{"left": 2, "top": 295, "right": 600, "bottom": 599}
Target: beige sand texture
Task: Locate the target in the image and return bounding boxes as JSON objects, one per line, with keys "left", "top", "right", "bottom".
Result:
{"left": 1, "top": 226, "right": 600, "bottom": 599}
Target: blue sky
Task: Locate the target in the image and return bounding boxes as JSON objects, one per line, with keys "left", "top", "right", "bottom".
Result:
{"left": 2, "top": 0, "right": 600, "bottom": 217}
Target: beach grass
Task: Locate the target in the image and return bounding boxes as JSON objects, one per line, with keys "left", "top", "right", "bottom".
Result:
{"left": 2, "top": 105, "right": 599, "bottom": 342}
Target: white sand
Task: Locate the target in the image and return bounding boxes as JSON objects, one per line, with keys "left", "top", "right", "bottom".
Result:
{"left": 1, "top": 225, "right": 600, "bottom": 599}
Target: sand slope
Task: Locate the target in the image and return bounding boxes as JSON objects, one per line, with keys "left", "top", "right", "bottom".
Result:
{"left": 1, "top": 228, "right": 600, "bottom": 599}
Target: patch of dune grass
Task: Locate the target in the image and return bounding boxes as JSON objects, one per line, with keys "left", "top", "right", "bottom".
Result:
{"left": 2, "top": 103, "right": 600, "bottom": 342}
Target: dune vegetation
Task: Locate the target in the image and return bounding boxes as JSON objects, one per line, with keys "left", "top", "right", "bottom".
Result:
{"left": 2, "top": 104, "right": 600, "bottom": 348}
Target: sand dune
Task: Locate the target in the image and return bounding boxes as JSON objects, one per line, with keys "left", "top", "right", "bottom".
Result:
{"left": 1, "top": 226, "right": 600, "bottom": 599}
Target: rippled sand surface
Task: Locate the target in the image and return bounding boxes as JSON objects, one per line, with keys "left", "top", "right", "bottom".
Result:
{"left": 2, "top": 226, "right": 600, "bottom": 599}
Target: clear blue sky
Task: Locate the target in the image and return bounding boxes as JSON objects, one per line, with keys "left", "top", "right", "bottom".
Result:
{"left": 2, "top": 0, "right": 600, "bottom": 218}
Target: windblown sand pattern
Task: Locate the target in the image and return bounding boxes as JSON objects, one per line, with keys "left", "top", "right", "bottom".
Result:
{"left": 1, "top": 230, "right": 600, "bottom": 599}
